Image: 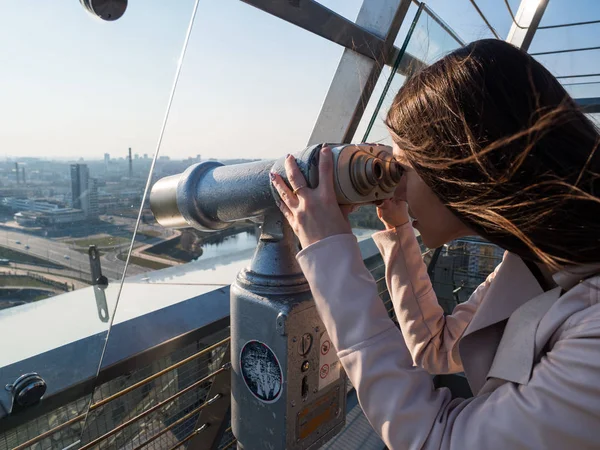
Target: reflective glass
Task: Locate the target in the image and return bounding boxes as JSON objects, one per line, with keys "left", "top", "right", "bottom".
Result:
{"left": 0, "top": 1, "right": 196, "bottom": 447}
{"left": 114, "top": 1, "right": 346, "bottom": 288}
{"left": 78, "top": 2, "right": 348, "bottom": 448}
{"left": 355, "top": 5, "right": 464, "bottom": 145}
{"left": 530, "top": 0, "right": 600, "bottom": 100}
{"left": 349, "top": 5, "right": 464, "bottom": 235}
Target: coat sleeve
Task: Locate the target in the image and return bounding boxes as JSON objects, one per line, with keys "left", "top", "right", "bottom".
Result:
{"left": 297, "top": 233, "right": 600, "bottom": 450}
{"left": 372, "top": 223, "right": 501, "bottom": 374}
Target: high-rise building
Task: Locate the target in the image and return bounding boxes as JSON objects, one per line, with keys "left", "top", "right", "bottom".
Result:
{"left": 104, "top": 153, "right": 110, "bottom": 172}
{"left": 70, "top": 163, "right": 97, "bottom": 217}
{"left": 89, "top": 178, "right": 99, "bottom": 217}
{"left": 71, "top": 164, "right": 88, "bottom": 210}
{"left": 128, "top": 148, "right": 133, "bottom": 178}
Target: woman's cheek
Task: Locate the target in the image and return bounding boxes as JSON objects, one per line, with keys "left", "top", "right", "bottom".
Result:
{"left": 405, "top": 177, "right": 423, "bottom": 219}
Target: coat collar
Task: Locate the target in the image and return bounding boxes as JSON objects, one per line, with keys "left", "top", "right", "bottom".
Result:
{"left": 462, "top": 252, "right": 545, "bottom": 340}
{"left": 552, "top": 263, "right": 600, "bottom": 291}
{"left": 482, "top": 286, "right": 562, "bottom": 390}
{"left": 463, "top": 255, "right": 600, "bottom": 395}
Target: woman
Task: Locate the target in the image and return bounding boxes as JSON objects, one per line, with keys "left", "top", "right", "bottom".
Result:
{"left": 270, "top": 39, "right": 600, "bottom": 449}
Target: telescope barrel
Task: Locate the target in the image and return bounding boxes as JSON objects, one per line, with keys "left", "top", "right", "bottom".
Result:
{"left": 150, "top": 144, "right": 402, "bottom": 232}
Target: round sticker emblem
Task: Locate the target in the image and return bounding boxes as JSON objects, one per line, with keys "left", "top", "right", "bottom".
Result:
{"left": 240, "top": 340, "right": 283, "bottom": 403}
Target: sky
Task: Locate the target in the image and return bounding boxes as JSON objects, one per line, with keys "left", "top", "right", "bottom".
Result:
{"left": 1, "top": 0, "right": 600, "bottom": 161}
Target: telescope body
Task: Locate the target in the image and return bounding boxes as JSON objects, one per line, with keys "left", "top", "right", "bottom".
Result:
{"left": 150, "top": 144, "right": 401, "bottom": 232}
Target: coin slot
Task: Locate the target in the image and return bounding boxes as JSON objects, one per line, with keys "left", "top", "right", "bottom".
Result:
{"left": 302, "top": 376, "right": 309, "bottom": 399}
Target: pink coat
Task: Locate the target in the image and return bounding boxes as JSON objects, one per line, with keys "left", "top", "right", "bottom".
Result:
{"left": 296, "top": 222, "right": 600, "bottom": 449}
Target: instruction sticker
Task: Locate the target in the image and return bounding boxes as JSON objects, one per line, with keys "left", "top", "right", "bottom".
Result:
{"left": 318, "top": 331, "right": 340, "bottom": 390}
{"left": 240, "top": 340, "right": 283, "bottom": 403}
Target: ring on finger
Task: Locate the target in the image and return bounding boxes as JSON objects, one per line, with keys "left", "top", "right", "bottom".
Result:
{"left": 292, "top": 185, "right": 307, "bottom": 195}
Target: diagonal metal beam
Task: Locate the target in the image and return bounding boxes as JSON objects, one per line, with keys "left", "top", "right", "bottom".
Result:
{"left": 240, "top": 0, "right": 387, "bottom": 62}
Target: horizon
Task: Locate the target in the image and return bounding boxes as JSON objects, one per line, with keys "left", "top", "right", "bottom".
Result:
{"left": 3, "top": 1, "right": 600, "bottom": 161}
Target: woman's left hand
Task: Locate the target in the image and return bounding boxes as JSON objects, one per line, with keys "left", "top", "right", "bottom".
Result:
{"left": 270, "top": 146, "right": 353, "bottom": 248}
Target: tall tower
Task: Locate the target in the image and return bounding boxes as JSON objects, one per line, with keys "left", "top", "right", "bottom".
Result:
{"left": 128, "top": 147, "right": 133, "bottom": 178}
{"left": 89, "top": 178, "right": 99, "bottom": 217}
{"left": 15, "top": 163, "right": 19, "bottom": 185}
{"left": 70, "top": 164, "right": 89, "bottom": 211}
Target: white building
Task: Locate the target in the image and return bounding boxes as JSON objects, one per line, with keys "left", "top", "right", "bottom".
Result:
{"left": 2, "top": 197, "right": 64, "bottom": 213}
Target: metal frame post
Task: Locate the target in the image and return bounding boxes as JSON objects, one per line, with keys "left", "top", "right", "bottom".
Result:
{"left": 308, "top": 0, "right": 413, "bottom": 144}
{"left": 506, "top": 0, "right": 550, "bottom": 52}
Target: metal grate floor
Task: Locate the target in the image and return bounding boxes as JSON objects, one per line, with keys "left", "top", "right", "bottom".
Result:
{"left": 322, "top": 401, "right": 384, "bottom": 450}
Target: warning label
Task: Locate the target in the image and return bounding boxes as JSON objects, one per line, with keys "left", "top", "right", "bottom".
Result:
{"left": 318, "top": 330, "right": 340, "bottom": 391}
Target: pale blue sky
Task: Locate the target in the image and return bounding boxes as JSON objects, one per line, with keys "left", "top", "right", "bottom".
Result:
{"left": 1, "top": 0, "right": 599, "bottom": 161}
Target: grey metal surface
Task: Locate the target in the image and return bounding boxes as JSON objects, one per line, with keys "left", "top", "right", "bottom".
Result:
{"left": 321, "top": 401, "right": 385, "bottom": 450}
{"left": 308, "top": 0, "right": 413, "bottom": 145}
{"left": 576, "top": 97, "right": 600, "bottom": 114}
{"left": 241, "top": 0, "right": 385, "bottom": 63}
{"left": 231, "top": 217, "right": 346, "bottom": 449}
{"left": 150, "top": 144, "right": 399, "bottom": 232}
{"left": 79, "top": 0, "right": 127, "bottom": 21}
{"left": 505, "top": 0, "right": 550, "bottom": 52}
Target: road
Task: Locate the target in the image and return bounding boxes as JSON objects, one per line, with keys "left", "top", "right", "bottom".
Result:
{"left": 0, "top": 228, "right": 149, "bottom": 282}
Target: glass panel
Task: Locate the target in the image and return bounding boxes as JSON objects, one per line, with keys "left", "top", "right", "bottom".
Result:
{"left": 0, "top": 1, "right": 196, "bottom": 446}
{"left": 530, "top": 0, "right": 600, "bottom": 97}
{"left": 411, "top": 0, "right": 512, "bottom": 42}
{"left": 533, "top": 51, "right": 600, "bottom": 96}
{"left": 350, "top": 5, "right": 464, "bottom": 235}
{"left": 562, "top": 79, "right": 600, "bottom": 100}
{"left": 77, "top": 2, "right": 348, "bottom": 448}
{"left": 531, "top": 0, "right": 599, "bottom": 53}
{"left": 428, "top": 239, "right": 504, "bottom": 314}
{"left": 113, "top": 1, "right": 346, "bottom": 288}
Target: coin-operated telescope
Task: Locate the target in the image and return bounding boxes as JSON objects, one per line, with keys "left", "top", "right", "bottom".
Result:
{"left": 150, "top": 143, "right": 401, "bottom": 449}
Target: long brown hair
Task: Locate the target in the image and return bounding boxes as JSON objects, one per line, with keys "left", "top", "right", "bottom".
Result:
{"left": 386, "top": 39, "right": 600, "bottom": 270}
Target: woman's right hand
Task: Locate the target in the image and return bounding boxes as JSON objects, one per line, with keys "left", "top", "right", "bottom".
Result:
{"left": 376, "top": 175, "right": 410, "bottom": 230}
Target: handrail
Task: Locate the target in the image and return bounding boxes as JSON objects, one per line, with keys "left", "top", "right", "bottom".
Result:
{"left": 10, "top": 339, "right": 230, "bottom": 450}
{"left": 78, "top": 366, "right": 229, "bottom": 450}
{"left": 168, "top": 423, "right": 213, "bottom": 450}
{"left": 131, "top": 394, "right": 222, "bottom": 450}
{"left": 90, "top": 337, "right": 229, "bottom": 410}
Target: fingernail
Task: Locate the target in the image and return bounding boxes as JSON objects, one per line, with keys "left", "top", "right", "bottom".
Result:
{"left": 286, "top": 154, "right": 292, "bottom": 159}
{"left": 269, "top": 172, "right": 276, "bottom": 181}
{"left": 321, "top": 147, "right": 330, "bottom": 155}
